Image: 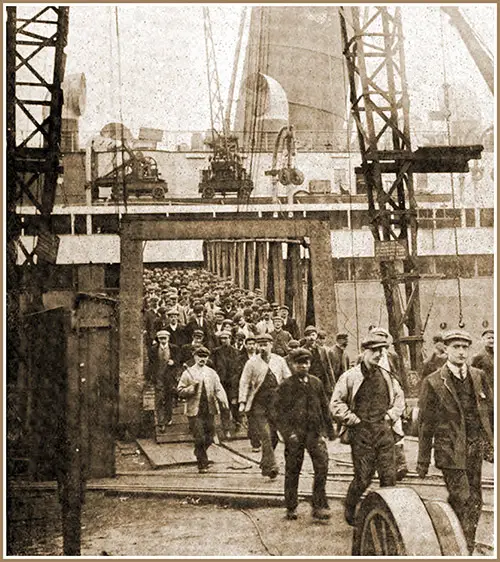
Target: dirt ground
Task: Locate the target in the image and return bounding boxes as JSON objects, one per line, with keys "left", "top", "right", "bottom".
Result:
{"left": 8, "top": 491, "right": 352, "bottom": 557}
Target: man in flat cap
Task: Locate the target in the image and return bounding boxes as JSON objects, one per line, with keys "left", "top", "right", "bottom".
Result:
{"left": 331, "top": 334, "right": 405, "bottom": 526}
{"left": 279, "top": 305, "right": 300, "bottom": 340}
{"left": 148, "top": 329, "right": 181, "bottom": 432}
{"left": 327, "top": 333, "right": 351, "bottom": 383}
{"left": 177, "top": 347, "right": 229, "bottom": 473}
{"left": 421, "top": 333, "right": 447, "bottom": 379}
{"left": 239, "top": 333, "right": 291, "bottom": 479}
{"left": 236, "top": 335, "right": 261, "bottom": 451}
{"left": 302, "top": 326, "right": 335, "bottom": 400}
{"left": 276, "top": 348, "right": 335, "bottom": 521}
{"left": 184, "top": 303, "right": 216, "bottom": 350}
{"left": 181, "top": 328, "right": 206, "bottom": 366}
{"left": 417, "top": 329, "right": 493, "bottom": 555}
{"left": 471, "top": 329, "right": 494, "bottom": 394}
{"left": 212, "top": 330, "right": 241, "bottom": 432}
{"left": 270, "top": 315, "right": 292, "bottom": 357}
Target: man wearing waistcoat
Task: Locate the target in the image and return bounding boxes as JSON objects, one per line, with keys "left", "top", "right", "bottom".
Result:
{"left": 330, "top": 334, "right": 405, "bottom": 526}
{"left": 238, "top": 333, "right": 291, "bottom": 479}
{"left": 417, "top": 329, "right": 493, "bottom": 555}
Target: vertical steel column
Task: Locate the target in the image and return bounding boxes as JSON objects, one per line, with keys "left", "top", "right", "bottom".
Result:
{"left": 255, "top": 241, "right": 268, "bottom": 295}
{"left": 244, "top": 241, "right": 256, "bottom": 290}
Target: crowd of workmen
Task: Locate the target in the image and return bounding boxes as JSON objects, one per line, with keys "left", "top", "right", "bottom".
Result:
{"left": 143, "top": 266, "right": 494, "bottom": 554}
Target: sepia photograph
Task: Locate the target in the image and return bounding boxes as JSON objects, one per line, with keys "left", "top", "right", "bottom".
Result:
{"left": 5, "top": 3, "right": 496, "bottom": 557}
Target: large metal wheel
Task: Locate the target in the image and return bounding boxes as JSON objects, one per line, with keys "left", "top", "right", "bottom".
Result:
{"left": 424, "top": 500, "right": 468, "bottom": 555}
{"left": 352, "top": 488, "right": 442, "bottom": 556}
{"left": 152, "top": 185, "right": 166, "bottom": 199}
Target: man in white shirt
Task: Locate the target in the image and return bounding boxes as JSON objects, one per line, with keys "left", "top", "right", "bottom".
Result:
{"left": 239, "top": 334, "right": 291, "bottom": 479}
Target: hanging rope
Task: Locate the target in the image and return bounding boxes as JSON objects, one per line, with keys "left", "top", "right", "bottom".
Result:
{"left": 440, "top": 11, "right": 464, "bottom": 328}
{"left": 341, "top": 34, "right": 361, "bottom": 349}
{"left": 114, "top": 6, "right": 128, "bottom": 213}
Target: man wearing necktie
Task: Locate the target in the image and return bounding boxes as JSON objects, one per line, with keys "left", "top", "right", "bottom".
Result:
{"left": 417, "top": 329, "right": 493, "bottom": 555}
{"left": 275, "top": 348, "right": 335, "bottom": 521}
{"left": 177, "top": 347, "right": 229, "bottom": 473}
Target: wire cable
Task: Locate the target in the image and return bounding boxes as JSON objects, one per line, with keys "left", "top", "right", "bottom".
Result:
{"left": 239, "top": 508, "right": 281, "bottom": 556}
{"left": 440, "top": 11, "right": 464, "bottom": 327}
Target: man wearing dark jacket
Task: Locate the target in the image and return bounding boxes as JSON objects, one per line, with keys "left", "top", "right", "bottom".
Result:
{"left": 276, "top": 348, "right": 335, "bottom": 521}
{"left": 148, "top": 330, "right": 181, "bottom": 431}
{"left": 302, "top": 326, "right": 335, "bottom": 399}
{"left": 421, "top": 333, "right": 447, "bottom": 378}
{"left": 417, "top": 329, "right": 493, "bottom": 555}
{"left": 212, "top": 330, "right": 242, "bottom": 429}
{"left": 471, "top": 329, "right": 494, "bottom": 393}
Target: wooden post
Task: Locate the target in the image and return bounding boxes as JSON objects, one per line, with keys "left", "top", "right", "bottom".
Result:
{"left": 286, "top": 243, "right": 305, "bottom": 332}
{"left": 308, "top": 222, "right": 338, "bottom": 343}
{"left": 228, "top": 241, "right": 237, "bottom": 282}
{"left": 268, "top": 241, "right": 285, "bottom": 305}
{"left": 235, "top": 242, "right": 245, "bottom": 287}
{"left": 214, "top": 242, "right": 222, "bottom": 277}
{"left": 119, "top": 227, "right": 144, "bottom": 434}
{"left": 244, "top": 241, "right": 255, "bottom": 291}
{"left": 255, "top": 241, "right": 268, "bottom": 296}
{"left": 61, "top": 316, "right": 83, "bottom": 556}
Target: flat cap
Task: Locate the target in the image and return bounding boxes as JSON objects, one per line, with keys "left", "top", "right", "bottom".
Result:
{"left": 482, "top": 329, "right": 494, "bottom": 337}
{"left": 336, "top": 332, "right": 348, "bottom": 340}
{"left": 193, "top": 346, "right": 210, "bottom": 357}
{"left": 245, "top": 335, "right": 256, "bottom": 343}
{"left": 369, "top": 327, "right": 390, "bottom": 339}
{"left": 289, "top": 347, "right": 312, "bottom": 362}
{"left": 279, "top": 305, "right": 289, "bottom": 311}
{"left": 304, "top": 325, "right": 318, "bottom": 334}
{"left": 156, "top": 330, "right": 169, "bottom": 337}
{"left": 217, "top": 330, "right": 232, "bottom": 339}
{"left": 192, "top": 329, "right": 204, "bottom": 337}
{"left": 166, "top": 308, "right": 179, "bottom": 316}
{"left": 256, "top": 333, "right": 273, "bottom": 343}
{"left": 235, "top": 331, "right": 246, "bottom": 340}
{"left": 288, "top": 340, "right": 300, "bottom": 349}
{"left": 443, "top": 329, "right": 473, "bottom": 345}
{"left": 361, "top": 334, "right": 389, "bottom": 350}
{"left": 193, "top": 303, "right": 205, "bottom": 313}
{"left": 272, "top": 315, "right": 284, "bottom": 321}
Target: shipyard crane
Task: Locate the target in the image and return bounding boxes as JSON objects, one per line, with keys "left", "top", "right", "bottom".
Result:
{"left": 199, "top": 6, "right": 253, "bottom": 199}
{"left": 440, "top": 6, "right": 494, "bottom": 95}
{"left": 339, "top": 7, "right": 483, "bottom": 388}
{"left": 6, "top": 6, "right": 69, "bottom": 386}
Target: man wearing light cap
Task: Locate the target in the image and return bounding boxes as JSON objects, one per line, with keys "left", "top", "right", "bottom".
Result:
{"left": 177, "top": 346, "right": 229, "bottom": 473}
{"left": 239, "top": 333, "right": 291, "bottom": 479}
{"left": 330, "top": 333, "right": 405, "bottom": 526}
{"left": 276, "top": 348, "right": 335, "bottom": 521}
{"left": 417, "top": 329, "right": 493, "bottom": 555}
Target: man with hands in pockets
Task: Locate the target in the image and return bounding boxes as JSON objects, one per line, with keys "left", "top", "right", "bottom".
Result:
{"left": 330, "top": 334, "right": 405, "bottom": 526}
{"left": 177, "top": 346, "right": 229, "bottom": 473}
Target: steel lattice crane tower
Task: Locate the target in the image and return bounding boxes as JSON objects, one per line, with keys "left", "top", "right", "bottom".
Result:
{"left": 6, "top": 6, "right": 69, "bottom": 380}
{"left": 339, "top": 6, "right": 483, "bottom": 390}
